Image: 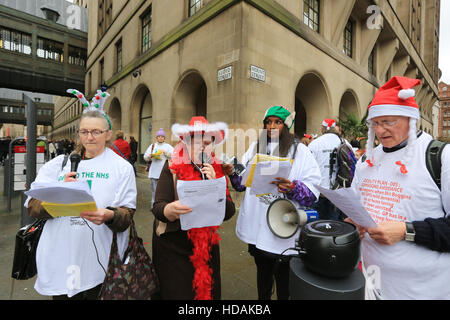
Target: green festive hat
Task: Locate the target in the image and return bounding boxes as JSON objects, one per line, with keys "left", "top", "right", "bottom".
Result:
{"left": 263, "top": 106, "right": 296, "bottom": 130}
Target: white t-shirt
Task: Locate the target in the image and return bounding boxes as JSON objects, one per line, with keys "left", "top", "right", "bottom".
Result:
{"left": 308, "top": 133, "right": 342, "bottom": 189}
{"left": 143, "top": 142, "right": 174, "bottom": 179}
{"left": 352, "top": 132, "right": 450, "bottom": 299}
{"left": 25, "top": 148, "right": 137, "bottom": 297}
{"left": 236, "top": 141, "right": 321, "bottom": 254}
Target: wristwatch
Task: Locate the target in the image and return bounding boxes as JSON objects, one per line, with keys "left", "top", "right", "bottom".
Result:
{"left": 405, "top": 221, "right": 415, "bottom": 242}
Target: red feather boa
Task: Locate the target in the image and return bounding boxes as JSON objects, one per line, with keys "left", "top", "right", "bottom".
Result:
{"left": 169, "top": 142, "right": 228, "bottom": 300}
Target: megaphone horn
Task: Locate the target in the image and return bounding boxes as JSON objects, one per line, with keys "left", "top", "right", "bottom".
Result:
{"left": 266, "top": 198, "right": 319, "bottom": 239}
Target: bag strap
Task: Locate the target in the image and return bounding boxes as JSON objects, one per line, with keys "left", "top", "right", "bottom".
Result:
{"left": 328, "top": 134, "right": 344, "bottom": 179}
{"left": 112, "top": 219, "right": 137, "bottom": 264}
{"left": 112, "top": 143, "right": 128, "bottom": 160}
{"left": 61, "top": 154, "right": 69, "bottom": 170}
{"left": 425, "top": 139, "right": 447, "bottom": 191}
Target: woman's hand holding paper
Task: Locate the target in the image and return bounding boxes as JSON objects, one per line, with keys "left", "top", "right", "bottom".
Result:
{"left": 270, "top": 177, "right": 293, "bottom": 193}
{"left": 163, "top": 200, "right": 193, "bottom": 222}
{"left": 80, "top": 208, "right": 114, "bottom": 225}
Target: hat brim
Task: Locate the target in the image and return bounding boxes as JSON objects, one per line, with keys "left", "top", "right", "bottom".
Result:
{"left": 172, "top": 122, "right": 228, "bottom": 145}
{"left": 367, "top": 104, "right": 420, "bottom": 120}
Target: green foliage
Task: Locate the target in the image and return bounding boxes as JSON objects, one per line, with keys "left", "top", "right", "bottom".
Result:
{"left": 338, "top": 111, "right": 368, "bottom": 140}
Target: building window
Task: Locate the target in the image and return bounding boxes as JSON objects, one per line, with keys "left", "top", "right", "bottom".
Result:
{"left": 99, "top": 58, "right": 105, "bottom": 87}
{"left": 0, "top": 27, "right": 32, "bottom": 55}
{"left": 115, "top": 39, "right": 122, "bottom": 73}
{"left": 37, "top": 37, "right": 64, "bottom": 62}
{"left": 68, "top": 46, "right": 87, "bottom": 67}
{"left": 88, "top": 71, "right": 92, "bottom": 95}
{"left": 141, "top": 6, "right": 152, "bottom": 53}
{"left": 343, "top": 19, "right": 353, "bottom": 58}
{"left": 368, "top": 47, "right": 375, "bottom": 76}
{"left": 189, "top": 0, "right": 203, "bottom": 17}
{"left": 303, "top": 0, "right": 320, "bottom": 32}
{"left": 98, "top": 0, "right": 113, "bottom": 39}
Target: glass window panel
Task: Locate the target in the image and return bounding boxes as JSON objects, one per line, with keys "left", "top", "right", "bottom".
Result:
{"left": 303, "top": 0, "right": 319, "bottom": 32}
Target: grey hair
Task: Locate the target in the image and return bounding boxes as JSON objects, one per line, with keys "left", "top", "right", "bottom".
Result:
{"left": 365, "top": 122, "right": 376, "bottom": 164}
{"left": 402, "top": 118, "right": 417, "bottom": 170}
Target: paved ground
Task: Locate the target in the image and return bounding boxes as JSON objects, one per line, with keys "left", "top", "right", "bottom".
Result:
{"left": 0, "top": 165, "right": 261, "bottom": 300}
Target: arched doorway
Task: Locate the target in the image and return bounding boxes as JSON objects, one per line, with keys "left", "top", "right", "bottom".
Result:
{"left": 109, "top": 98, "right": 122, "bottom": 131}
{"left": 173, "top": 71, "right": 207, "bottom": 123}
{"left": 339, "top": 90, "right": 360, "bottom": 121}
{"left": 294, "top": 72, "right": 330, "bottom": 136}
{"left": 130, "top": 85, "right": 152, "bottom": 164}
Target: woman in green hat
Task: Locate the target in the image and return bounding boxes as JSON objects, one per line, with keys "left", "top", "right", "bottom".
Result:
{"left": 229, "top": 106, "right": 321, "bottom": 300}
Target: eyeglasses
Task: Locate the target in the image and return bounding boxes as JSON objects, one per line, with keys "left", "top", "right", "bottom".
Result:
{"left": 186, "top": 134, "right": 215, "bottom": 146}
{"left": 78, "top": 129, "right": 108, "bottom": 137}
{"left": 366, "top": 119, "right": 399, "bottom": 129}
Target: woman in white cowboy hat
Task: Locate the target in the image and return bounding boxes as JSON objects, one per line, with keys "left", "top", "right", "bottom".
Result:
{"left": 151, "top": 116, "right": 235, "bottom": 300}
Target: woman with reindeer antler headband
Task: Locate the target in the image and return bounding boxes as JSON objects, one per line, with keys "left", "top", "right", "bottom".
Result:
{"left": 24, "top": 89, "right": 137, "bottom": 300}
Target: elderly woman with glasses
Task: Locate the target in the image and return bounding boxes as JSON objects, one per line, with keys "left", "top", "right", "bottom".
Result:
{"left": 25, "top": 90, "right": 137, "bottom": 300}
{"left": 151, "top": 116, "right": 235, "bottom": 300}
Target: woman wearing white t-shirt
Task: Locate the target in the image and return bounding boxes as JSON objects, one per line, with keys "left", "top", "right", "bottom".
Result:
{"left": 143, "top": 128, "right": 174, "bottom": 207}
{"left": 26, "top": 90, "right": 137, "bottom": 300}
{"left": 229, "top": 106, "right": 321, "bottom": 300}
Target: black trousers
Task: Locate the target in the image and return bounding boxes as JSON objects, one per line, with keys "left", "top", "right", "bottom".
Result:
{"left": 248, "top": 244, "right": 290, "bottom": 300}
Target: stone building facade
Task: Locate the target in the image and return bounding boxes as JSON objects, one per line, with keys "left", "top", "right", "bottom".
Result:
{"left": 52, "top": 0, "right": 441, "bottom": 166}
{"left": 438, "top": 81, "right": 450, "bottom": 140}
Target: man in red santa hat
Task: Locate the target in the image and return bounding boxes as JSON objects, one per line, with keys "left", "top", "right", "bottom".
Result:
{"left": 348, "top": 76, "right": 450, "bottom": 299}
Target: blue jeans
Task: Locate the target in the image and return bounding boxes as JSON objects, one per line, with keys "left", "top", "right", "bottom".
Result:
{"left": 312, "top": 196, "right": 342, "bottom": 221}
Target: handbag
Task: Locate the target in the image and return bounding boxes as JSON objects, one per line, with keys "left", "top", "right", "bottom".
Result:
{"left": 11, "top": 156, "right": 67, "bottom": 280}
{"left": 11, "top": 219, "right": 46, "bottom": 280}
{"left": 99, "top": 220, "right": 159, "bottom": 300}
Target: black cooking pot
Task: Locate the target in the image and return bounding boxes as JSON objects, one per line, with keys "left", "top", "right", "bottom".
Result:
{"left": 297, "top": 220, "right": 360, "bottom": 278}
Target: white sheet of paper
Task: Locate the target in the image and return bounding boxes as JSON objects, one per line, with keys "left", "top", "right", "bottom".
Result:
{"left": 178, "top": 176, "right": 227, "bottom": 230}
{"left": 25, "top": 181, "right": 96, "bottom": 205}
{"left": 249, "top": 161, "right": 291, "bottom": 195}
{"left": 314, "top": 185, "right": 377, "bottom": 228}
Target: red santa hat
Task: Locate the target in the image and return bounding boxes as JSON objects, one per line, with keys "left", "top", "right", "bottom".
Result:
{"left": 365, "top": 76, "right": 422, "bottom": 174}
{"left": 171, "top": 116, "right": 228, "bottom": 145}
{"left": 322, "top": 118, "right": 336, "bottom": 130}
{"left": 367, "top": 76, "right": 421, "bottom": 120}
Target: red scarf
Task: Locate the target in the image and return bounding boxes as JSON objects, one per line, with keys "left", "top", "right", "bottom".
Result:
{"left": 169, "top": 142, "right": 230, "bottom": 300}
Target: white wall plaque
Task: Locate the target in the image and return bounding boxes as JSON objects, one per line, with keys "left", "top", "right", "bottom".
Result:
{"left": 218, "top": 66, "right": 232, "bottom": 82}
{"left": 250, "top": 65, "right": 266, "bottom": 82}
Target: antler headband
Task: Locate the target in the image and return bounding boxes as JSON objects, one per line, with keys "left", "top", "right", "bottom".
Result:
{"left": 67, "top": 89, "right": 112, "bottom": 130}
